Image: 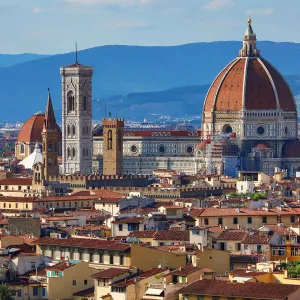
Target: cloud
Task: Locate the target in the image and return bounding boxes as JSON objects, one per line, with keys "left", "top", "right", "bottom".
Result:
{"left": 65, "top": 0, "right": 152, "bottom": 6}
{"left": 32, "top": 7, "right": 41, "bottom": 14}
{"left": 202, "top": 0, "right": 235, "bottom": 11}
{"left": 246, "top": 8, "right": 274, "bottom": 15}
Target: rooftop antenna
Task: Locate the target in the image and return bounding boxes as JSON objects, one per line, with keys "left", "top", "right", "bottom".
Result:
{"left": 75, "top": 41, "right": 78, "bottom": 64}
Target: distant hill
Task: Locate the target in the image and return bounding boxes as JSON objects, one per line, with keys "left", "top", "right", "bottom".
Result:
{"left": 2, "top": 41, "right": 300, "bottom": 121}
{"left": 0, "top": 53, "right": 49, "bottom": 68}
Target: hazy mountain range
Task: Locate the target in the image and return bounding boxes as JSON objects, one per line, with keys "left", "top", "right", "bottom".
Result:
{"left": 1, "top": 41, "right": 300, "bottom": 121}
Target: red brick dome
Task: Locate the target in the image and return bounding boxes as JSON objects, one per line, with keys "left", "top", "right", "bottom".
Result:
{"left": 17, "top": 112, "right": 61, "bottom": 143}
{"left": 282, "top": 140, "right": 300, "bottom": 158}
{"left": 204, "top": 57, "right": 296, "bottom": 113}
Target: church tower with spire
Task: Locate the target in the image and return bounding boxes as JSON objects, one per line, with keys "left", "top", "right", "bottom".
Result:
{"left": 60, "top": 49, "right": 93, "bottom": 175}
{"left": 42, "top": 89, "right": 59, "bottom": 180}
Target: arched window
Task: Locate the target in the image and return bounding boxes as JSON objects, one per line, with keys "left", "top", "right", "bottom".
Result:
{"left": 108, "top": 130, "right": 112, "bottom": 150}
{"left": 67, "top": 91, "right": 75, "bottom": 112}
{"left": 67, "top": 125, "right": 71, "bottom": 136}
{"left": 83, "top": 96, "right": 87, "bottom": 111}
{"left": 67, "top": 148, "right": 71, "bottom": 159}
{"left": 86, "top": 126, "right": 89, "bottom": 135}
{"left": 72, "top": 147, "right": 76, "bottom": 159}
{"left": 72, "top": 125, "right": 76, "bottom": 136}
{"left": 118, "top": 130, "right": 122, "bottom": 151}
{"left": 20, "top": 143, "right": 25, "bottom": 154}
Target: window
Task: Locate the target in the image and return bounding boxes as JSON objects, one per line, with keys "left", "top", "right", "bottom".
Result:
{"left": 100, "top": 253, "right": 103, "bottom": 263}
{"left": 272, "top": 247, "right": 285, "bottom": 256}
{"left": 247, "top": 216, "right": 252, "bottom": 224}
{"left": 72, "top": 147, "right": 76, "bottom": 159}
{"left": 48, "top": 142, "right": 52, "bottom": 152}
{"left": 158, "top": 145, "right": 166, "bottom": 154}
{"left": 118, "top": 224, "right": 123, "bottom": 231}
{"left": 111, "top": 286, "right": 126, "bottom": 293}
{"left": 32, "top": 286, "right": 38, "bottom": 296}
{"left": 31, "top": 262, "right": 36, "bottom": 269}
{"left": 262, "top": 216, "right": 267, "bottom": 223}
{"left": 218, "top": 218, "right": 223, "bottom": 225}
{"left": 118, "top": 130, "right": 122, "bottom": 151}
{"left": 67, "top": 125, "right": 71, "bottom": 136}
{"left": 83, "top": 96, "right": 87, "bottom": 111}
{"left": 197, "top": 297, "right": 204, "bottom": 300}
{"left": 108, "top": 130, "right": 112, "bottom": 150}
{"left": 257, "top": 126, "right": 265, "bottom": 135}
{"left": 73, "top": 280, "right": 76, "bottom": 286}
{"left": 233, "top": 217, "right": 238, "bottom": 224}
{"left": 17, "top": 289, "right": 22, "bottom": 297}
{"left": 204, "top": 218, "right": 209, "bottom": 225}
{"left": 120, "top": 255, "right": 124, "bottom": 265}
{"left": 212, "top": 297, "right": 219, "bottom": 300}
{"left": 291, "top": 216, "right": 296, "bottom": 223}
{"left": 110, "top": 255, "right": 114, "bottom": 264}
{"left": 67, "top": 147, "right": 71, "bottom": 159}
{"left": 20, "top": 143, "right": 25, "bottom": 154}
{"left": 42, "top": 287, "right": 46, "bottom": 297}
{"left": 72, "top": 125, "right": 76, "bottom": 136}
{"left": 67, "top": 91, "right": 75, "bottom": 112}
{"left": 128, "top": 223, "right": 139, "bottom": 231}
{"left": 84, "top": 279, "right": 88, "bottom": 285}
{"left": 291, "top": 247, "right": 300, "bottom": 256}
{"left": 25, "top": 204, "right": 28, "bottom": 209}
{"left": 237, "top": 243, "right": 241, "bottom": 251}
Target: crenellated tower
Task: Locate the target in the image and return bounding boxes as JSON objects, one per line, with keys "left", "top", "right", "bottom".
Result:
{"left": 102, "top": 116, "right": 124, "bottom": 176}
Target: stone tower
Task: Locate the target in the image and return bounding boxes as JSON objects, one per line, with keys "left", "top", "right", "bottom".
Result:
{"left": 42, "top": 89, "right": 59, "bottom": 180}
{"left": 102, "top": 116, "right": 124, "bottom": 175}
{"left": 60, "top": 59, "right": 93, "bottom": 175}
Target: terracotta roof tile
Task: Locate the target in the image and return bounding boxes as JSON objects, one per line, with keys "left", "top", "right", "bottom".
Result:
{"left": 92, "top": 268, "right": 130, "bottom": 279}
{"left": 177, "top": 279, "right": 300, "bottom": 299}
{"left": 0, "top": 178, "right": 32, "bottom": 186}
{"left": 217, "top": 230, "right": 247, "bottom": 241}
{"left": 35, "top": 237, "right": 131, "bottom": 251}
{"left": 170, "top": 266, "right": 201, "bottom": 276}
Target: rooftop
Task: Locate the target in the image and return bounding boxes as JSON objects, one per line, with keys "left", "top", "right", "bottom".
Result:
{"left": 177, "top": 279, "right": 299, "bottom": 299}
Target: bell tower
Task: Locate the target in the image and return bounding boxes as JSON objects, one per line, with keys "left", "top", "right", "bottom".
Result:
{"left": 60, "top": 55, "right": 93, "bottom": 175}
{"left": 102, "top": 115, "right": 124, "bottom": 175}
{"left": 42, "top": 89, "right": 59, "bottom": 180}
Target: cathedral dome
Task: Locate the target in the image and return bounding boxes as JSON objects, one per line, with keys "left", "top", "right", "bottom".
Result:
{"left": 282, "top": 140, "right": 300, "bottom": 158}
{"left": 17, "top": 112, "right": 61, "bottom": 143}
{"left": 203, "top": 20, "right": 296, "bottom": 113}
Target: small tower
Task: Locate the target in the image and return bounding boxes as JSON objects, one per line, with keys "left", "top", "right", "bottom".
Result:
{"left": 42, "top": 89, "right": 59, "bottom": 180}
{"left": 60, "top": 50, "right": 93, "bottom": 175}
{"left": 239, "top": 18, "right": 260, "bottom": 57}
{"left": 102, "top": 115, "right": 124, "bottom": 176}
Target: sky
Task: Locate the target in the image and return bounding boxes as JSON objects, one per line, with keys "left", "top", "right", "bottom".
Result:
{"left": 0, "top": 0, "right": 299, "bottom": 54}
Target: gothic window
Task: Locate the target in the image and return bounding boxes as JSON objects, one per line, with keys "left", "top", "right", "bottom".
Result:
{"left": 72, "top": 147, "right": 76, "bottom": 159}
{"left": 67, "top": 148, "right": 71, "bottom": 159}
{"left": 82, "top": 148, "right": 86, "bottom": 157}
{"left": 118, "top": 130, "right": 122, "bottom": 151}
{"left": 83, "top": 96, "right": 87, "bottom": 111}
{"left": 67, "top": 91, "right": 75, "bottom": 112}
{"left": 72, "top": 125, "right": 76, "bottom": 136}
{"left": 108, "top": 130, "right": 112, "bottom": 150}
{"left": 20, "top": 143, "right": 25, "bottom": 154}
{"left": 86, "top": 126, "right": 89, "bottom": 135}
{"left": 67, "top": 125, "right": 71, "bottom": 136}
{"left": 83, "top": 126, "right": 86, "bottom": 135}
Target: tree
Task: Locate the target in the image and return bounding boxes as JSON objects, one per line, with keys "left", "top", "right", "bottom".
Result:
{"left": 0, "top": 283, "right": 14, "bottom": 300}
